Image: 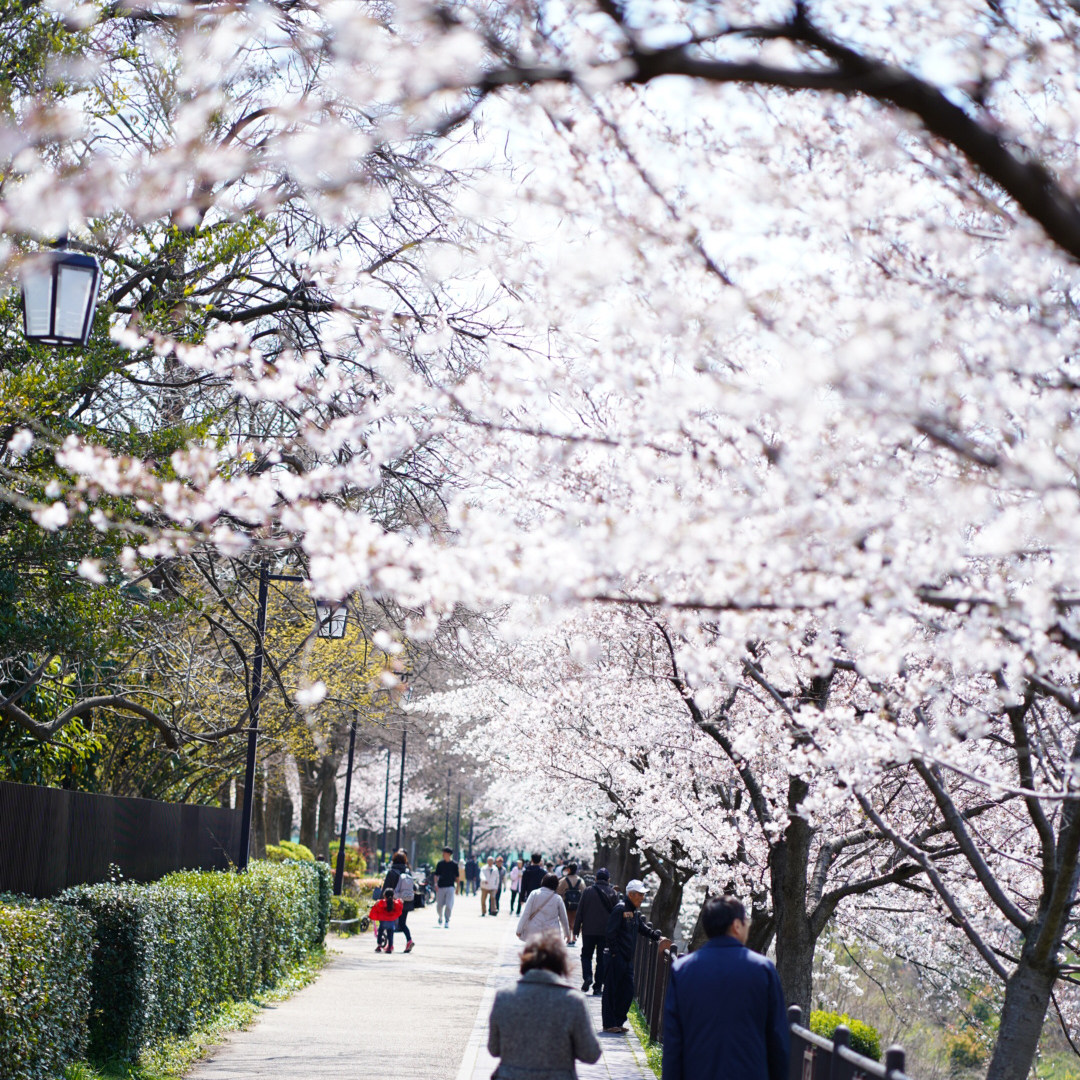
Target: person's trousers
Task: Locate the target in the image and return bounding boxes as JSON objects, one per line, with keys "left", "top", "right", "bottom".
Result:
{"left": 581, "top": 934, "right": 606, "bottom": 990}
{"left": 396, "top": 904, "right": 412, "bottom": 943}
{"left": 493, "top": 887, "right": 503, "bottom": 913}
{"left": 601, "top": 955, "right": 634, "bottom": 1029}
{"left": 510, "top": 888, "right": 521, "bottom": 914}
{"left": 467, "top": 879, "right": 478, "bottom": 895}
{"left": 436, "top": 886, "right": 455, "bottom": 923}
{"left": 480, "top": 888, "right": 496, "bottom": 914}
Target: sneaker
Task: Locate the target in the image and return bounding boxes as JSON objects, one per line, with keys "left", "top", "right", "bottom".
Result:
{"left": 375, "top": 944, "right": 384, "bottom": 953}
{"left": 444, "top": 923, "right": 450, "bottom": 929}
{"left": 593, "top": 988, "right": 603, "bottom": 996}
{"left": 481, "top": 912, "right": 486, "bottom": 917}
{"left": 581, "top": 981, "right": 591, "bottom": 993}
{"left": 385, "top": 945, "right": 394, "bottom": 954}
{"left": 405, "top": 940, "right": 415, "bottom": 953}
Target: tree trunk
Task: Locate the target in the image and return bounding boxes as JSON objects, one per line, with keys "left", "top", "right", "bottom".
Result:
{"left": 315, "top": 753, "right": 339, "bottom": 861}
{"left": 264, "top": 756, "right": 285, "bottom": 846}
{"left": 252, "top": 765, "right": 266, "bottom": 860}
{"left": 986, "top": 957, "right": 1056, "bottom": 1080}
{"left": 771, "top": 776, "right": 816, "bottom": 1013}
{"left": 594, "top": 832, "right": 641, "bottom": 891}
{"left": 297, "top": 758, "right": 318, "bottom": 851}
{"left": 279, "top": 788, "right": 294, "bottom": 843}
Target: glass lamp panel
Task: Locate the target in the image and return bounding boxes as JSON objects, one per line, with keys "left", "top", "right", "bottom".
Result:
{"left": 315, "top": 600, "right": 348, "bottom": 638}
{"left": 54, "top": 264, "right": 96, "bottom": 341}
{"left": 22, "top": 265, "right": 54, "bottom": 338}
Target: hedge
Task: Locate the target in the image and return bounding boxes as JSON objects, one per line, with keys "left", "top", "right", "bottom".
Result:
{"left": 810, "top": 1010, "right": 882, "bottom": 1061}
{"left": 60, "top": 858, "right": 331, "bottom": 1061}
{"left": 0, "top": 897, "right": 94, "bottom": 1080}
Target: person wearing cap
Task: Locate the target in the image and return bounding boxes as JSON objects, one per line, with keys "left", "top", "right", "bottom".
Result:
{"left": 574, "top": 868, "right": 619, "bottom": 995}
{"left": 662, "top": 895, "right": 789, "bottom": 1080}
{"left": 601, "top": 878, "right": 661, "bottom": 1033}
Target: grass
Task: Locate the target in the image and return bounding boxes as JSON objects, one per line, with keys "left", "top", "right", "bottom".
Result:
{"left": 62, "top": 946, "right": 328, "bottom": 1080}
{"left": 628, "top": 1001, "right": 663, "bottom": 1079}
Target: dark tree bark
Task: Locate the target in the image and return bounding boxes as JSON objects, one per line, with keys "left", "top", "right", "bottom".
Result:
{"left": 297, "top": 757, "right": 319, "bottom": 851}
{"left": 315, "top": 753, "right": 340, "bottom": 861}
{"left": 252, "top": 764, "right": 266, "bottom": 860}
{"left": 264, "top": 755, "right": 286, "bottom": 846}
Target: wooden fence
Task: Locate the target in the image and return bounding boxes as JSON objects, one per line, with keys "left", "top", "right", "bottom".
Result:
{"left": 0, "top": 779, "right": 244, "bottom": 898}
{"left": 629, "top": 942, "right": 913, "bottom": 1080}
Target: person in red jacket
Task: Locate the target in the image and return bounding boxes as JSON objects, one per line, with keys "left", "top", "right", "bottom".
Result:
{"left": 370, "top": 890, "right": 404, "bottom": 953}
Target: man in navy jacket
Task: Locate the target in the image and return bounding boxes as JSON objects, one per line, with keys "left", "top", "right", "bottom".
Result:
{"left": 662, "top": 896, "right": 789, "bottom": 1080}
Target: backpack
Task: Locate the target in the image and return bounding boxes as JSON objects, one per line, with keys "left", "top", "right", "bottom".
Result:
{"left": 562, "top": 877, "right": 582, "bottom": 907}
{"left": 396, "top": 872, "right": 415, "bottom": 901}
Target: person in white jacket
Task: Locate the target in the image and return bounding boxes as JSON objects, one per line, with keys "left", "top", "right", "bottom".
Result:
{"left": 480, "top": 856, "right": 500, "bottom": 916}
{"left": 516, "top": 873, "right": 571, "bottom": 942}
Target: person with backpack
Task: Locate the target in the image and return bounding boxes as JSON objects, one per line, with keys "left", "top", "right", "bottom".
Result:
{"left": 574, "top": 867, "right": 618, "bottom": 994}
{"left": 556, "top": 862, "right": 584, "bottom": 945}
{"left": 394, "top": 856, "right": 417, "bottom": 953}
{"left": 519, "top": 852, "right": 545, "bottom": 906}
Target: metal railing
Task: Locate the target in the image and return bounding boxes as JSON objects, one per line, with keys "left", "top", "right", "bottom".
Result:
{"left": 788, "top": 1006, "right": 910, "bottom": 1080}
{"left": 625, "top": 952, "right": 913, "bottom": 1080}
{"left": 632, "top": 933, "right": 679, "bottom": 1042}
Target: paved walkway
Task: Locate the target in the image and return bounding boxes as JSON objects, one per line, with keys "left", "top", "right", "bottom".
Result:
{"left": 190, "top": 901, "right": 652, "bottom": 1080}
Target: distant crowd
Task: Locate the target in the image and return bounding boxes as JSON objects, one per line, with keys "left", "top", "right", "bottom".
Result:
{"left": 367, "top": 847, "right": 790, "bottom": 1079}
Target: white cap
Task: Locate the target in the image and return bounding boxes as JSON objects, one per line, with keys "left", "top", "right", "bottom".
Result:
{"left": 625, "top": 879, "right": 647, "bottom": 894}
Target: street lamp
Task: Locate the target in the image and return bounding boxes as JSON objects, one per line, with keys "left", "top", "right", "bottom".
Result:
{"left": 20, "top": 244, "right": 101, "bottom": 347}
{"left": 237, "top": 565, "right": 350, "bottom": 870}
{"left": 314, "top": 598, "right": 348, "bottom": 639}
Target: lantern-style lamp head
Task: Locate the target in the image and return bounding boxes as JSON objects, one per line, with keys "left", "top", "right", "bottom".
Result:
{"left": 21, "top": 245, "right": 101, "bottom": 347}
{"left": 315, "top": 599, "right": 348, "bottom": 639}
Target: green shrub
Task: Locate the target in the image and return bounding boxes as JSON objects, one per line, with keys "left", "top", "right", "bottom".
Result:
{"left": 327, "top": 840, "right": 367, "bottom": 875}
{"left": 810, "top": 1010, "right": 881, "bottom": 1061}
{"left": 265, "top": 840, "right": 314, "bottom": 862}
{"left": 60, "top": 859, "right": 326, "bottom": 1061}
{"left": 0, "top": 896, "right": 94, "bottom": 1080}
{"left": 330, "top": 894, "right": 360, "bottom": 934}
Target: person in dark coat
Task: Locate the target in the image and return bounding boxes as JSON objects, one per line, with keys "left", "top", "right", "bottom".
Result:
{"left": 487, "top": 930, "right": 601, "bottom": 1080}
{"left": 601, "top": 878, "right": 661, "bottom": 1032}
{"left": 662, "top": 895, "right": 789, "bottom": 1080}
{"left": 519, "top": 852, "right": 546, "bottom": 905}
{"left": 574, "top": 868, "right": 618, "bottom": 995}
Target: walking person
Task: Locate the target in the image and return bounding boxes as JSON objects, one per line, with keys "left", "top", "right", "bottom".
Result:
{"left": 556, "top": 862, "right": 584, "bottom": 945}
{"left": 434, "top": 846, "right": 459, "bottom": 928}
{"left": 465, "top": 854, "right": 480, "bottom": 896}
{"left": 516, "top": 872, "right": 571, "bottom": 941}
{"left": 375, "top": 850, "right": 406, "bottom": 951}
{"left": 509, "top": 858, "right": 524, "bottom": 914}
{"left": 601, "top": 878, "right": 661, "bottom": 1033}
{"left": 493, "top": 855, "right": 506, "bottom": 914}
{"left": 480, "top": 855, "right": 499, "bottom": 915}
{"left": 574, "top": 868, "right": 618, "bottom": 994}
{"left": 368, "top": 887, "right": 404, "bottom": 953}
{"left": 394, "top": 855, "right": 417, "bottom": 953}
{"left": 487, "top": 931, "right": 601, "bottom": 1079}
{"left": 520, "top": 852, "right": 545, "bottom": 906}
{"left": 662, "top": 896, "right": 789, "bottom": 1080}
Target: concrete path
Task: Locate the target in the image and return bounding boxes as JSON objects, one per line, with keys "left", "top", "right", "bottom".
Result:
{"left": 190, "top": 899, "right": 652, "bottom": 1080}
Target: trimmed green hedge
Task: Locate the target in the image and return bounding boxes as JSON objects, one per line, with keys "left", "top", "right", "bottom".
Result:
{"left": 61, "top": 859, "right": 331, "bottom": 1061}
{"left": 810, "top": 1010, "right": 882, "bottom": 1061}
{"left": 0, "top": 897, "right": 94, "bottom": 1080}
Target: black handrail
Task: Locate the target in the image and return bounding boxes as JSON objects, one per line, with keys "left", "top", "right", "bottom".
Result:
{"left": 787, "top": 1006, "right": 910, "bottom": 1080}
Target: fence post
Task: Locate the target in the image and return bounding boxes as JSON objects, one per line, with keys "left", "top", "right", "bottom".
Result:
{"left": 830, "top": 1025, "right": 850, "bottom": 1080}
{"left": 885, "top": 1046, "right": 906, "bottom": 1079}
{"left": 649, "top": 938, "right": 671, "bottom": 1040}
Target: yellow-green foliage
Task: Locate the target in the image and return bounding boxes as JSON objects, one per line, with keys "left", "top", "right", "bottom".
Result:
{"left": 810, "top": 1011, "right": 882, "bottom": 1061}
{"left": 265, "top": 840, "right": 314, "bottom": 862}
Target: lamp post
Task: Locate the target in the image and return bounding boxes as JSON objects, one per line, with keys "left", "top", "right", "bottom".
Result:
{"left": 443, "top": 767, "right": 451, "bottom": 847}
{"left": 332, "top": 718, "right": 358, "bottom": 896}
{"left": 237, "top": 562, "right": 350, "bottom": 870}
{"left": 394, "top": 729, "right": 406, "bottom": 852}
{"left": 20, "top": 240, "right": 101, "bottom": 347}
{"left": 379, "top": 747, "right": 391, "bottom": 872}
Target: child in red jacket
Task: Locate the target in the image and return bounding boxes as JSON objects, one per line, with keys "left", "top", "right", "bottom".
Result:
{"left": 370, "top": 891, "right": 404, "bottom": 953}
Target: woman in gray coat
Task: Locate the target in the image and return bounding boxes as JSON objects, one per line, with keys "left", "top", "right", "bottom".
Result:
{"left": 488, "top": 931, "right": 601, "bottom": 1080}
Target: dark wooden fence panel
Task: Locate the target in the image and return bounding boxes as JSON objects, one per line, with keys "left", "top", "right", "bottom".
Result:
{"left": 0, "top": 780, "right": 244, "bottom": 898}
